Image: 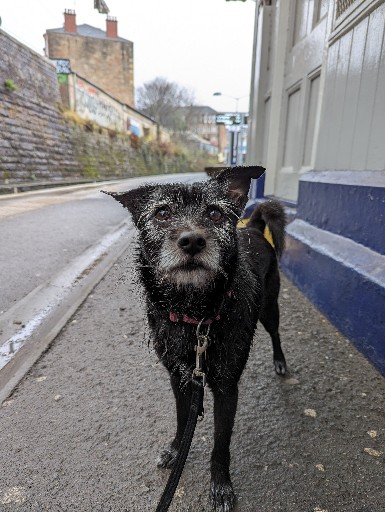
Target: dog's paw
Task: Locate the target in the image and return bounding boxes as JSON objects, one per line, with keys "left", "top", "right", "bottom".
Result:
{"left": 210, "top": 479, "right": 236, "bottom": 512}
{"left": 274, "top": 357, "right": 287, "bottom": 376}
{"left": 156, "top": 446, "right": 178, "bottom": 468}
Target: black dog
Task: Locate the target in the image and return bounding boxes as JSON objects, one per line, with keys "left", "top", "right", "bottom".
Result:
{"left": 105, "top": 166, "right": 287, "bottom": 511}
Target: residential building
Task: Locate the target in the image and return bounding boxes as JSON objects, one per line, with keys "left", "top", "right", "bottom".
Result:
{"left": 44, "top": 10, "right": 134, "bottom": 106}
{"left": 178, "top": 106, "right": 227, "bottom": 157}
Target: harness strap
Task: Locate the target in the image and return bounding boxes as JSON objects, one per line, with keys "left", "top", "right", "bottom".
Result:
{"left": 155, "top": 377, "right": 204, "bottom": 512}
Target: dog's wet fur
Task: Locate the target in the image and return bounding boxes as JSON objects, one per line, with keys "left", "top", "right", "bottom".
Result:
{"left": 104, "top": 166, "right": 287, "bottom": 511}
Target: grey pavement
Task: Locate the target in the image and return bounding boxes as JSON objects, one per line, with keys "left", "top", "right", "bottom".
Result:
{"left": 0, "top": 230, "right": 384, "bottom": 512}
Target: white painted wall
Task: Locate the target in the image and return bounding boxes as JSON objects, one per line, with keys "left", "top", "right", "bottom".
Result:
{"left": 316, "top": 1, "right": 385, "bottom": 171}
{"left": 247, "top": 0, "right": 385, "bottom": 202}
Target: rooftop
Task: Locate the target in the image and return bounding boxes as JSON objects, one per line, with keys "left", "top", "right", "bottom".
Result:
{"left": 179, "top": 105, "right": 219, "bottom": 115}
{"left": 46, "top": 23, "right": 131, "bottom": 44}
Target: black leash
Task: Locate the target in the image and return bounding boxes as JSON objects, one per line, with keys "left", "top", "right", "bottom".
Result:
{"left": 155, "top": 377, "right": 204, "bottom": 512}
{"left": 155, "top": 320, "right": 209, "bottom": 512}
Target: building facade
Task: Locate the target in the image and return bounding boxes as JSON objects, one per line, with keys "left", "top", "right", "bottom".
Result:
{"left": 178, "top": 106, "right": 228, "bottom": 157}
{"left": 44, "top": 10, "right": 134, "bottom": 107}
{"left": 247, "top": 0, "right": 385, "bottom": 375}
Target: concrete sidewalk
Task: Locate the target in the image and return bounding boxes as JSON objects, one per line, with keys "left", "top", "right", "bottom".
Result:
{"left": 0, "top": 236, "right": 384, "bottom": 512}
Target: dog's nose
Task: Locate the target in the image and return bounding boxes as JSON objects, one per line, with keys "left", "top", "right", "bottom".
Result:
{"left": 177, "top": 232, "right": 206, "bottom": 256}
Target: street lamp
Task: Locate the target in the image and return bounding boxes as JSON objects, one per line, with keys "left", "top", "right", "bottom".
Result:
{"left": 213, "top": 92, "right": 249, "bottom": 112}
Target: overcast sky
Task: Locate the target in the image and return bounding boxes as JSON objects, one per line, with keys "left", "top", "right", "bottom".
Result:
{"left": 1, "top": 0, "right": 256, "bottom": 113}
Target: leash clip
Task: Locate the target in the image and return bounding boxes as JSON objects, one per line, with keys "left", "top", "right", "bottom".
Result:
{"left": 193, "top": 318, "right": 210, "bottom": 388}
{"left": 192, "top": 368, "right": 206, "bottom": 387}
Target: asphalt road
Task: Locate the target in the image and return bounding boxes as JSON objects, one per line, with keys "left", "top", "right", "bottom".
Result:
{"left": 0, "top": 218, "right": 384, "bottom": 511}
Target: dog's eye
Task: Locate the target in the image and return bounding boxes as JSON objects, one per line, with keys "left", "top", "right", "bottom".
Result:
{"left": 155, "top": 208, "right": 171, "bottom": 221}
{"left": 208, "top": 209, "right": 222, "bottom": 222}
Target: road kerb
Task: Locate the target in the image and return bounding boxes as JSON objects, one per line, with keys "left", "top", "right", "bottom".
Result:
{"left": 0, "top": 220, "right": 134, "bottom": 404}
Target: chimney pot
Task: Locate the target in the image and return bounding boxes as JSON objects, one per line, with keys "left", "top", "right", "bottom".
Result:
{"left": 106, "top": 16, "right": 118, "bottom": 38}
{"left": 64, "top": 9, "right": 77, "bottom": 33}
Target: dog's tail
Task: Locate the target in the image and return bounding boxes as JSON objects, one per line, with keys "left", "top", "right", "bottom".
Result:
{"left": 247, "top": 200, "right": 286, "bottom": 258}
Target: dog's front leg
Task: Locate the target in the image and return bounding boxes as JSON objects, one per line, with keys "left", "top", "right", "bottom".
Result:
{"left": 210, "top": 384, "right": 238, "bottom": 512}
{"left": 157, "top": 374, "right": 192, "bottom": 468}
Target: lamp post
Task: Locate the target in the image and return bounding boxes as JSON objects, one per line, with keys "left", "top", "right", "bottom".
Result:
{"left": 213, "top": 92, "right": 249, "bottom": 165}
{"left": 213, "top": 92, "right": 249, "bottom": 113}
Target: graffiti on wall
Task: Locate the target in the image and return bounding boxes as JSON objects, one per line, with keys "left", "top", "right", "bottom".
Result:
{"left": 60, "top": 73, "right": 162, "bottom": 140}
{"left": 75, "top": 77, "right": 123, "bottom": 131}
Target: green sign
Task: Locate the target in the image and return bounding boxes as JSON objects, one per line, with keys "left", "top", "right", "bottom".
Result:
{"left": 216, "top": 113, "right": 242, "bottom": 126}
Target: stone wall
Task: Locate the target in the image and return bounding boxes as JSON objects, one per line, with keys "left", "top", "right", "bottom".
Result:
{"left": 0, "top": 30, "right": 81, "bottom": 183}
{"left": 0, "top": 29, "right": 192, "bottom": 186}
{"left": 69, "top": 124, "right": 192, "bottom": 179}
{"left": 69, "top": 124, "right": 145, "bottom": 180}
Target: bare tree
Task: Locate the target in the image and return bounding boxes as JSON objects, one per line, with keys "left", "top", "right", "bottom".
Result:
{"left": 136, "top": 77, "right": 195, "bottom": 129}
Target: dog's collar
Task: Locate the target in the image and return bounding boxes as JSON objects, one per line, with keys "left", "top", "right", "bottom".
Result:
{"left": 168, "top": 290, "right": 232, "bottom": 325}
{"left": 169, "top": 312, "right": 220, "bottom": 325}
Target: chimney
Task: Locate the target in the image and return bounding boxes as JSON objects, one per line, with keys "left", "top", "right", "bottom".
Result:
{"left": 106, "top": 16, "right": 118, "bottom": 38}
{"left": 64, "top": 9, "right": 77, "bottom": 33}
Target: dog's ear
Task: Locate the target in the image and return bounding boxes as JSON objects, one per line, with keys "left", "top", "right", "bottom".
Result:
{"left": 101, "top": 186, "right": 156, "bottom": 225}
{"left": 213, "top": 165, "right": 265, "bottom": 208}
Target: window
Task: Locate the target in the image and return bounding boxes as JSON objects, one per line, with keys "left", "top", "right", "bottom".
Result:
{"left": 303, "top": 74, "right": 320, "bottom": 166}
{"left": 315, "top": 0, "right": 328, "bottom": 22}
{"left": 283, "top": 88, "right": 301, "bottom": 167}
{"left": 293, "top": 0, "right": 311, "bottom": 44}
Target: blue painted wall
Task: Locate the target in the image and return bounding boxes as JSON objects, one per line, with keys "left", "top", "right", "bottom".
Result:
{"left": 281, "top": 170, "right": 385, "bottom": 376}
{"left": 298, "top": 171, "right": 385, "bottom": 255}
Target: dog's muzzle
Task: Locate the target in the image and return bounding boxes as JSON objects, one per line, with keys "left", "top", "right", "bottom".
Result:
{"left": 157, "top": 230, "right": 220, "bottom": 288}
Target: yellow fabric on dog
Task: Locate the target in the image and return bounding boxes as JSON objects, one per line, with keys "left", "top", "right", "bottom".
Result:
{"left": 237, "top": 219, "right": 249, "bottom": 228}
{"left": 263, "top": 225, "right": 275, "bottom": 248}
{"left": 237, "top": 219, "right": 275, "bottom": 249}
